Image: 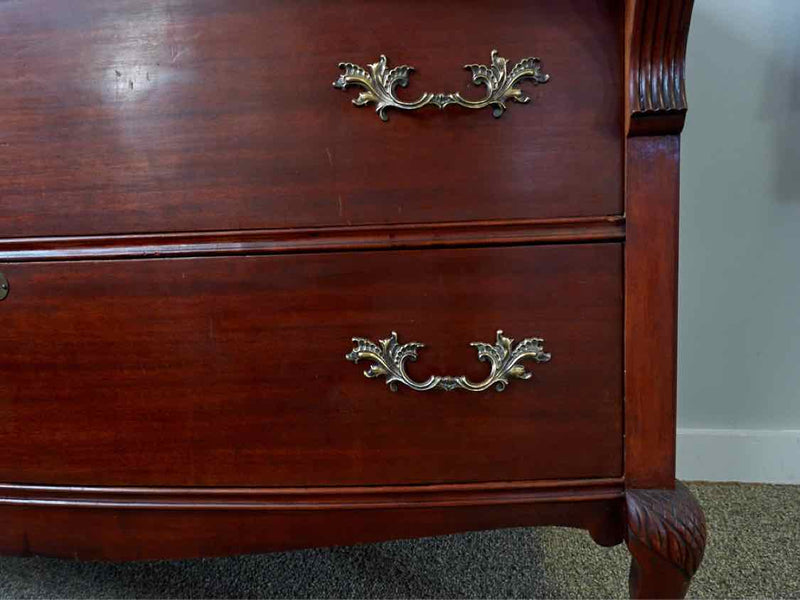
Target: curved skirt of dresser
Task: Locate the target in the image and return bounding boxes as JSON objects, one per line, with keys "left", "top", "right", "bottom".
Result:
{"left": 0, "top": 479, "right": 624, "bottom": 560}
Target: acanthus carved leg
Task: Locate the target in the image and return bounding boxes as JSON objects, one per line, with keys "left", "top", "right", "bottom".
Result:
{"left": 625, "top": 482, "right": 707, "bottom": 599}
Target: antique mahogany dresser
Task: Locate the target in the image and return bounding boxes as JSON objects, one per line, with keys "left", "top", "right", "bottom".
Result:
{"left": 0, "top": 1, "right": 705, "bottom": 597}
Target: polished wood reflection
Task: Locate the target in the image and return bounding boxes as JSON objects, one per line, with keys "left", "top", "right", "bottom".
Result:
{"left": 0, "top": 0, "right": 622, "bottom": 238}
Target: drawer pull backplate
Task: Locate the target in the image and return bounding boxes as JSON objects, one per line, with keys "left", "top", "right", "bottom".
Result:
{"left": 346, "top": 330, "right": 551, "bottom": 392}
{"left": 333, "top": 50, "right": 550, "bottom": 121}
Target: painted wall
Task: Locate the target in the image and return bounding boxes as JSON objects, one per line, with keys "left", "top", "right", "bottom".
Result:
{"left": 677, "top": 0, "right": 800, "bottom": 482}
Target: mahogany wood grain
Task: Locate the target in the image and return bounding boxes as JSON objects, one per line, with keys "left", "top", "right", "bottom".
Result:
{"left": 0, "top": 244, "right": 623, "bottom": 487}
{"left": 0, "top": 496, "right": 624, "bottom": 561}
{"left": 626, "top": 0, "right": 695, "bottom": 136}
{"left": 0, "top": 216, "right": 625, "bottom": 263}
{"left": 0, "top": 0, "right": 623, "bottom": 239}
{"left": 626, "top": 483, "right": 706, "bottom": 599}
{"left": 0, "top": 1, "right": 708, "bottom": 594}
{"left": 0, "top": 478, "right": 623, "bottom": 511}
{"left": 622, "top": 3, "right": 705, "bottom": 596}
{"left": 624, "top": 136, "right": 680, "bottom": 488}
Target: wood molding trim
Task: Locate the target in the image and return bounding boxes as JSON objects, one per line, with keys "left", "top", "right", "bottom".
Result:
{"left": 0, "top": 217, "right": 625, "bottom": 263}
{"left": 626, "top": 0, "right": 695, "bottom": 136}
{"left": 0, "top": 478, "right": 624, "bottom": 511}
{"left": 0, "top": 497, "right": 626, "bottom": 561}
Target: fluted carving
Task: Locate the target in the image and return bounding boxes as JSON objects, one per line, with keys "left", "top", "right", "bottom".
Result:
{"left": 627, "top": 0, "right": 695, "bottom": 136}
{"left": 626, "top": 482, "right": 707, "bottom": 598}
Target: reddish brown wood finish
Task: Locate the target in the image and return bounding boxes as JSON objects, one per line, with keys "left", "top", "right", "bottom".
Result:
{"left": 624, "top": 135, "right": 680, "bottom": 488}
{"left": 0, "top": 0, "right": 706, "bottom": 595}
{"left": 622, "top": 2, "right": 705, "bottom": 595}
{"left": 0, "top": 478, "right": 623, "bottom": 511}
{"left": 0, "top": 244, "right": 623, "bottom": 487}
{"left": 0, "top": 216, "right": 625, "bottom": 263}
{"left": 0, "top": 495, "right": 624, "bottom": 561}
{"left": 626, "top": 483, "right": 706, "bottom": 599}
{"left": 0, "top": 0, "right": 622, "bottom": 238}
{"left": 626, "top": 0, "right": 695, "bottom": 137}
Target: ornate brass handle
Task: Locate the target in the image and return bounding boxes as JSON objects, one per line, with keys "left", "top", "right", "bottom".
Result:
{"left": 345, "top": 330, "right": 551, "bottom": 392}
{"left": 333, "top": 50, "right": 550, "bottom": 121}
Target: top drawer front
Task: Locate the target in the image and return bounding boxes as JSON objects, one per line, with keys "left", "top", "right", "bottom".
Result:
{"left": 0, "top": 0, "right": 623, "bottom": 238}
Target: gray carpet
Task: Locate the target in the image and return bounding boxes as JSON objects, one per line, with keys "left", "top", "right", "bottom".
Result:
{"left": 1, "top": 483, "right": 798, "bottom": 599}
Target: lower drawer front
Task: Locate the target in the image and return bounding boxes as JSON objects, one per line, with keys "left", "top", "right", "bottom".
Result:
{"left": 0, "top": 244, "right": 623, "bottom": 486}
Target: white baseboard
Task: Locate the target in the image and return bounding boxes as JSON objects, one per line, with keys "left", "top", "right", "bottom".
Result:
{"left": 677, "top": 428, "right": 800, "bottom": 484}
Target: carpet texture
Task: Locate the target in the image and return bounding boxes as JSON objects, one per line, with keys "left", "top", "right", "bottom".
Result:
{"left": 0, "top": 483, "right": 797, "bottom": 598}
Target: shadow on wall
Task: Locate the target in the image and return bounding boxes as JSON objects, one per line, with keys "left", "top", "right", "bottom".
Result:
{"left": 686, "top": 2, "right": 800, "bottom": 204}
{"left": 678, "top": 0, "right": 800, "bottom": 432}
{"left": 763, "top": 4, "right": 800, "bottom": 203}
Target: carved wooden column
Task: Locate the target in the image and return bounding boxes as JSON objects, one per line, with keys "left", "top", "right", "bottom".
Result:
{"left": 625, "top": 1, "right": 707, "bottom": 597}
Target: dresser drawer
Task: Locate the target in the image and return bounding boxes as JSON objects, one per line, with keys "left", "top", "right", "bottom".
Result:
{"left": 0, "top": 0, "right": 622, "bottom": 238}
{"left": 0, "top": 244, "right": 622, "bottom": 486}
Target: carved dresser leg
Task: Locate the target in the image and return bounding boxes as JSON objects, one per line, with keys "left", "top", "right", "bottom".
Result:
{"left": 625, "top": 482, "right": 707, "bottom": 599}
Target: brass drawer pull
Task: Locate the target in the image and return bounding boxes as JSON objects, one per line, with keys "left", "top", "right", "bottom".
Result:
{"left": 333, "top": 50, "right": 550, "bottom": 121}
{"left": 346, "top": 330, "right": 551, "bottom": 392}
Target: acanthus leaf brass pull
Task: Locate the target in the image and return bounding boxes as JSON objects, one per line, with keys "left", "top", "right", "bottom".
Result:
{"left": 345, "top": 330, "right": 551, "bottom": 392}
{"left": 333, "top": 50, "right": 550, "bottom": 121}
